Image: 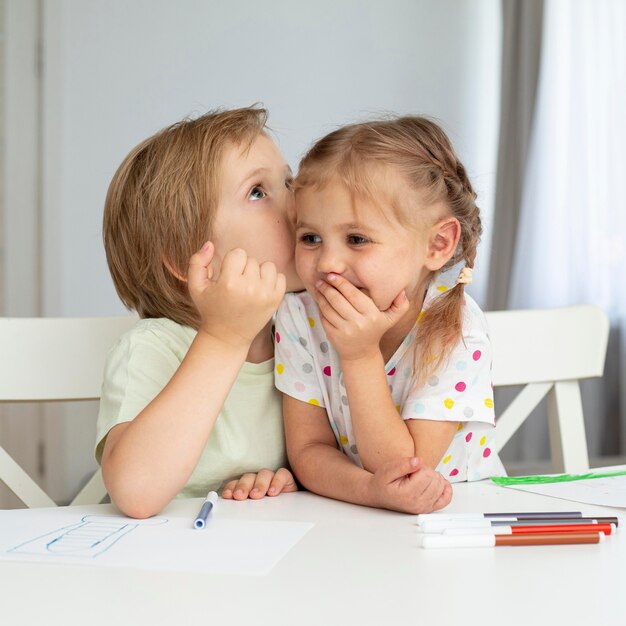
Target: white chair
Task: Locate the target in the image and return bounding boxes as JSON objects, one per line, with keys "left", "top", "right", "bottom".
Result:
{"left": 485, "top": 305, "right": 609, "bottom": 473}
{"left": 0, "top": 316, "right": 137, "bottom": 508}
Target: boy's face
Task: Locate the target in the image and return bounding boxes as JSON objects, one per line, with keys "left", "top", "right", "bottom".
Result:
{"left": 212, "top": 135, "right": 301, "bottom": 291}
{"left": 294, "top": 178, "right": 433, "bottom": 312}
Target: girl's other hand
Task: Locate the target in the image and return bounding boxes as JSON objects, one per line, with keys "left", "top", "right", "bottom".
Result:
{"left": 188, "top": 242, "right": 286, "bottom": 347}
{"left": 368, "top": 456, "right": 452, "bottom": 514}
{"left": 222, "top": 467, "right": 298, "bottom": 500}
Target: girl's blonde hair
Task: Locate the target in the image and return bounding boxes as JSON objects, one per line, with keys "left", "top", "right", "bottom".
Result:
{"left": 103, "top": 106, "right": 268, "bottom": 329}
{"left": 296, "top": 116, "right": 482, "bottom": 384}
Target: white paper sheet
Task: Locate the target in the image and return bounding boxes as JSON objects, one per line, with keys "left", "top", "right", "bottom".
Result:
{"left": 0, "top": 507, "right": 313, "bottom": 575}
{"left": 503, "top": 474, "right": 626, "bottom": 509}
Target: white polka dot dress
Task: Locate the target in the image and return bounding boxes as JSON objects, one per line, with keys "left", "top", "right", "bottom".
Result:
{"left": 275, "top": 281, "right": 507, "bottom": 482}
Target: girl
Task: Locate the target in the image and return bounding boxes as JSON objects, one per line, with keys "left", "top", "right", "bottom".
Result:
{"left": 275, "top": 116, "right": 506, "bottom": 513}
{"left": 98, "top": 107, "right": 449, "bottom": 518}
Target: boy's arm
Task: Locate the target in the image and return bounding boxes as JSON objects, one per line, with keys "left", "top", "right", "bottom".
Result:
{"left": 102, "top": 330, "right": 250, "bottom": 518}
{"left": 284, "top": 396, "right": 451, "bottom": 514}
{"left": 103, "top": 243, "right": 286, "bottom": 518}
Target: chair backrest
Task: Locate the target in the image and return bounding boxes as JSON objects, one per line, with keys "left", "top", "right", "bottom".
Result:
{"left": 0, "top": 316, "right": 137, "bottom": 507}
{"left": 485, "top": 305, "right": 609, "bottom": 473}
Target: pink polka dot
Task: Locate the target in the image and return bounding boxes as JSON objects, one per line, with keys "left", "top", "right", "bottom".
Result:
{"left": 275, "top": 331, "right": 281, "bottom": 343}
{"left": 449, "top": 468, "right": 459, "bottom": 477}
{"left": 473, "top": 350, "right": 482, "bottom": 361}
{"left": 323, "top": 366, "right": 331, "bottom": 376}
{"left": 295, "top": 382, "right": 305, "bottom": 392}
{"left": 483, "top": 448, "right": 491, "bottom": 458}
{"left": 465, "top": 432, "right": 473, "bottom": 442}
{"left": 388, "top": 367, "right": 396, "bottom": 376}
{"left": 455, "top": 381, "right": 466, "bottom": 392}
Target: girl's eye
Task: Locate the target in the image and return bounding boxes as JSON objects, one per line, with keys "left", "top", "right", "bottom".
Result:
{"left": 285, "top": 177, "right": 294, "bottom": 191}
{"left": 300, "top": 233, "right": 321, "bottom": 245}
{"left": 249, "top": 185, "right": 267, "bottom": 201}
{"left": 347, "top": 234, "right": 369, "bottom": 245}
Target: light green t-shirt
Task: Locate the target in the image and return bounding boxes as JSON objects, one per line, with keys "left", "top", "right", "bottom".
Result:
{"left": 95, "top": 318, "right": 286, "bottom": 498}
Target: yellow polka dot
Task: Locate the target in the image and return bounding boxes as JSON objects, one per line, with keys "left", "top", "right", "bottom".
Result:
{"left": 417, "top": 310, "right": 425, "bottom": 323}
{"left": 308, "top": 398, "right": 320, "bottom": 406}
{"left": 308, "top": 317, "right": 315, "bottom": 328}
{"left": 340, "top": 435, "right": 349, "bottom": 445}
{"left": 436, "top": 285, "right": 448, "bottom": 292}
{"left": 484, "top": 398, "right": 494, "bottom": 408}
{"left": 457, "top": 423, "right": 463, "bottom": 431}
{"left": 396, "top": 405, "right": 401, "bottom": 413}
{"left": 444, "top": 398, "right": 454, "bottom": 409}
{"left": 276, "top": 363, "right": 284, "bottom": 375}
{"left": 480, "top": 435, "right": 487, "bottom": 446}
{"left": 443, "top": 455, "right": 452, "bottom": 464}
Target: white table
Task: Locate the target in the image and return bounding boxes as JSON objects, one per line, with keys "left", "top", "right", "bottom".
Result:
{"left": 1, "top": 480, "right": 624, "bottom": 626}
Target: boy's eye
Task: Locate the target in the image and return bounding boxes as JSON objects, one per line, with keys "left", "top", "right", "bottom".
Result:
{"left": 249, "top": 185, "right": 267, "bottom": 201}
{"left": 347, "top": 234, "right": 369, "bottom": 245}
{"left": 300, "top": 233, "right": 321, "bottom": 245}
{"left": 285, "top": 177, "right": 294, "bottom": 191}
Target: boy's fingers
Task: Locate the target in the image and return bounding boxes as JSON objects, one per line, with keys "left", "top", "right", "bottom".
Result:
{"left": 231, "top": 472, "right": 257, "bottom": 500}
{"left": 249, "top": 468, "right": 275, "bottom": 499}
{"left": 432, "top": 482, "right": 453, "bottom": 511}
{"left": 268, "top": 468, "right": 298, "bottom": 496}
{"left": 188, "top": 241, "right": 216, "bottom": 287}
{"left": 221, "top": 247, "right": 248, "bottom": 277}
{"left": 260, "top": 261, "right": 278, "bottom": 287}
{"left": 221, "top": 479, "right": 237, "bottom": 499}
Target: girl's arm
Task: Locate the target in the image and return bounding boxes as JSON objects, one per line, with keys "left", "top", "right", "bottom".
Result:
{"left": 315, "top": 273, "right": 456, "bottom": 473}
{"left": 102, "top": 244, "right": 286, "bottom": 518}
{"left": 284, "top": 395, "right": 452, "bottom": 514}
{"left": 341, "top": 354, "right": 458, "bottom": 472}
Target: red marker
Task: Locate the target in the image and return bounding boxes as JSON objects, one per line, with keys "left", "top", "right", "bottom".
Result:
{"left": 443, "top": 523, "right": 615, "bottom": 536}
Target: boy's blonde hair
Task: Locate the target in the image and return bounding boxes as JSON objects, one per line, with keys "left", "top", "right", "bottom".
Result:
{"left": 296, "top": 116, "right": 482, "bottom": 384}
{"left": 103, "top": 106, "right": 268, "bottom": 329}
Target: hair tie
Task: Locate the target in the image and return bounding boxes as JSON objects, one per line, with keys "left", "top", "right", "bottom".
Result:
{"left": 456, "top": 267, "right": 473, "bottom": 285}
{"left": 431, "top": 260, "right": 473, "bottom": 294}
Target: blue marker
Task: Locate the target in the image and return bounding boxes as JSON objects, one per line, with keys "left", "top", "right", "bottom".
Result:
{"left": 193, "top": 491, "right": 218, "bottom": 529}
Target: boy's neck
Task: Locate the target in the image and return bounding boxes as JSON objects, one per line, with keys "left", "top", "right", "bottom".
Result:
{"left": 246, "top": 321, "right": 274, "bottom": 363}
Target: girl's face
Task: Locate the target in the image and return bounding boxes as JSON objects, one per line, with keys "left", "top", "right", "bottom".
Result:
{"left": 212, "top": 134, "right": 302, "bottom": 291}
{"left": 295, "top": 176, "right": 435, "bottom": 311}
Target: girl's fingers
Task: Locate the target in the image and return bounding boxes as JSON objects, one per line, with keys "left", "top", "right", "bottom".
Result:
{"left": 325, "top": 273, "right": 371, "bottom": 313}
{"left": 315, "top": 291, "right": 346, "bottom": 330}
{"left": 267, "top": 468, "right": 298, "bottom": 496}
{"left": 316, "top": 280, "right": 360, "bottom": 320}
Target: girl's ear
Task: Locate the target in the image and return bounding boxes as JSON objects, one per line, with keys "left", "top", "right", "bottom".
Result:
{"left": 163, "top": 257, "right": 187, "bottom": 283}
{"left": 424, "top": 217, "right": 461, "bottom": 272}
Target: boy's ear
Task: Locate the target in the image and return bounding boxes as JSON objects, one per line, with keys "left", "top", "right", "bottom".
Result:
{"left": 424, "top": 217, "right": 461, "bottom": 272}
{"left": 163, "top": 257, "right": 187, "bottom": 283}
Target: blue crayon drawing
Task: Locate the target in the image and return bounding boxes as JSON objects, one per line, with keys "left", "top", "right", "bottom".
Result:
{"left": 8, "top": 515, "right": 167, "bottom": 558}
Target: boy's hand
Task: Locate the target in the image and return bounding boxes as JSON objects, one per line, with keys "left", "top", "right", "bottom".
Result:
{"left": 221, "top": 468, "right": 298, "bottom": 500}
{"left": 314, "top": 273, "right": 409, "bottom": 361}
{"left": 188, "top": 242, "right": 286, "bottom": 347}
{"left": 368, "top": 457, "right": 452, "bottom": 514}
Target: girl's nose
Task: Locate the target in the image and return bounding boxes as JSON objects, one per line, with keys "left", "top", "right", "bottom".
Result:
{"left": 317, "top": 245, "right": 345, "bottom": 275}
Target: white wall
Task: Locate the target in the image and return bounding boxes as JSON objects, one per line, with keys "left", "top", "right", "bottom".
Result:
{"left": 42, "top": 0, "right": 501, "bottom": 317}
